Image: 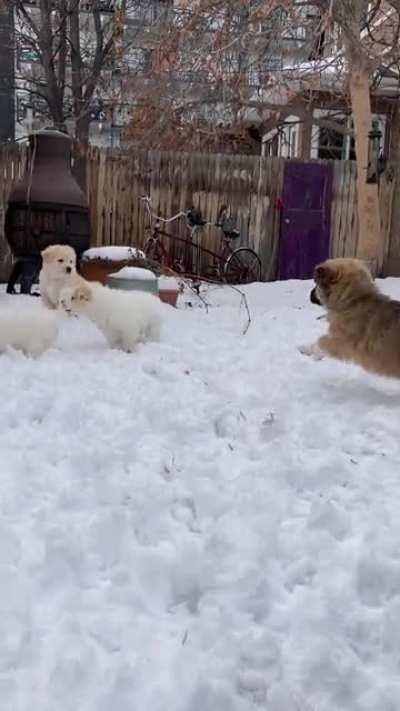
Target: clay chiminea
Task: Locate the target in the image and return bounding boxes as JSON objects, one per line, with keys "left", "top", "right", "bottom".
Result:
{"left": 5, "top": 128, "right": 91, "bottom": 294}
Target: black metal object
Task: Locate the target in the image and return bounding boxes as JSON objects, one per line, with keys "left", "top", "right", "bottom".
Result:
{"left": 5, "top": 128, "right": 91, "bottom": 294}
{"left": 367, "top": 121, "right": 383, "bottom": 184}
{"left": 6, "top": 257, "right": 41, "bottom": 295}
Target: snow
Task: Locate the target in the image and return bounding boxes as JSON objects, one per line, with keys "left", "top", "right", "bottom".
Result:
{"left": 159, "top": 276, "right": 181, "bottom": 291}
{"left": 110, "top": 266, "right": 157, "bottom": 281}
{"left": 82, "top": 246, "right": 146, "bottom": 262}
{"left": 2, "top": 277, "right": 400, "bottom": 710}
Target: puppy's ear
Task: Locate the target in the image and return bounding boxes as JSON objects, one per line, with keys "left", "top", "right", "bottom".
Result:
{"left": 314, "top": 263, "right": 338, "bottom": 285}
{"left": 41, "top": 247, "right": 52, "bottom": 263}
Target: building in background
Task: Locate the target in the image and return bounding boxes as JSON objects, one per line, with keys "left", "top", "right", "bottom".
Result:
{"left": 13, "top": 0, "right": 173, "bottom": 145}
{"left": 0, "top": 4, "right": 15, "bottom": 142}
{"left": 257, "top": 2, "right": 399, "bottom": 161}
{"left": 10, "top": 1, "right": 400, "bottom": 157}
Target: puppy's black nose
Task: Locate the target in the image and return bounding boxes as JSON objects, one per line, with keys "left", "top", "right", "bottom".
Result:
{"left": 66, "top": 266, "right": 72, "bottom": 274}
{"left": 310, "top": 287, "right": 321, "bottom": 305}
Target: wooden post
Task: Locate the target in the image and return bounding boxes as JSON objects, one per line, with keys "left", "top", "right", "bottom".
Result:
{"left": 383, "top": 105, "right": 400, "bottom": 274}
{"left": 299, "top": 115, "right": 312, "bottom": 160}
{"left": 340, "top": 0, "right": 383, "bottom": 275}
{"left": 349, "top": 68, "right": 383, "bottom": 274}
{"left": 388, "top": 103, "right": 400, "bottom": 162}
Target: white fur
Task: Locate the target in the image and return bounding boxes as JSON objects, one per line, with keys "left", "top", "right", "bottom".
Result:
{"left": 0, "top": 306, "right": 58, "bottom": 356}
{"left": 59, "top": 283, "right": 162, "bottom": 352}
{"left": 40, "top": 245, "right": 86, "bottom": 309}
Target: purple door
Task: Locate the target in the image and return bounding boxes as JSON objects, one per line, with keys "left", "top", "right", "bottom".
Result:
{"left": 278, "top": 161, "right": 333, "bottom": 280}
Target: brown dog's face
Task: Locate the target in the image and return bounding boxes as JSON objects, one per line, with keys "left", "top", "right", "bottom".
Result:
{"left": 311, "top": 258, "right": 375, "bottom": 309}
{"left": 41, "top": 245, "right": 77, "bottom": 278}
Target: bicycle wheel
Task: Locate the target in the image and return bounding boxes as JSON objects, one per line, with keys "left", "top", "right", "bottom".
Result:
{"left": 224, "top": 248, "right": 262, "bottom": 284}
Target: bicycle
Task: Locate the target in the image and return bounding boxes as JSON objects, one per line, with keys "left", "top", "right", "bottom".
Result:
{"left": 142, "top": 197, "right": 262, "bottom": 285}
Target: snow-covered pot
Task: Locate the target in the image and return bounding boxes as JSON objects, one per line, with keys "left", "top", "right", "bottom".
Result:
{"left": 106, "top": 266, "right": 159, "bottom": 295}
{"left": 158, "top": 276, "right": 180, "bottom": 307}
{"left": 80, "top": 246, "right": 146, "bottom": 285}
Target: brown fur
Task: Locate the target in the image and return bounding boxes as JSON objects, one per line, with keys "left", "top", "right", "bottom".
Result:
{"left": 309, "top": 257, "right": 400, "bottom": 378}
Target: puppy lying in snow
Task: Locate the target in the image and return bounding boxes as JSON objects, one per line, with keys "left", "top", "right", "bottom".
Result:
{"left": 0, "top": 305, "right": 58, "bottom": 356}
{"left": 59, "top": 282, "right": 162, "bottom": 352}
{"left": 39, "top": 244, "right": 87, "bottom": 310}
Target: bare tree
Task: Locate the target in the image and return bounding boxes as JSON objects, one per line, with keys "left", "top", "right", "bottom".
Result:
{"left": 326, "top": 0, "right": 400, "bottom": 270}
{"left": 11, "top": 0, "right": 122, "bottom": 144}
{"left": 124, "top": 0, "right": 343, "bottom": 151}
{"left": 123, "top": 0, "right": 400, "bottom": 270}
{"left": 8, "top": 0, "right": 400, "bottom": 269}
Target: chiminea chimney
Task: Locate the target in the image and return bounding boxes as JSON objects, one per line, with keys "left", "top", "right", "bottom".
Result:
{"left": 5, "top": 128, "right": 91, "bottom": 294}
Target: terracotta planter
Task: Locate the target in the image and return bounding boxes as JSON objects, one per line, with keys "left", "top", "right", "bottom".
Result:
{"left": 159, "top": 288, "right": 180, "bottom": 307}
{"left": 81, "top": 257, "right": 180, "bottom": 307}
{"left": 80, "top": 259, "right": 132, "bottom": 285}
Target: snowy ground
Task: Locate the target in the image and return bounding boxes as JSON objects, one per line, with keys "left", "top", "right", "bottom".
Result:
{"left": 1, "top": 278, "right": 400, "bottom": 711}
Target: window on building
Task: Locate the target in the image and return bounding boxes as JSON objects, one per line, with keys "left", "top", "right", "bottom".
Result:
{"left": 17, "top": 42, "right": 39, "bottom": 65}
{"left": 126, "top": 0, "right": 171, "bottom": 24}
{"left": 16, "top": 96, "right": 31, "bottom": 123}
{"left": 318, "top": 125, "right": 345, "bottom": 159}
{"left": 80, "top": 1, "right": 115, "bottom": 12}
{"left": 264, "top": 56, "right": 283, "bottom": 71}
{"left": 317, "top": 120, "right": 356, "bottom": 160}
{"left": 125, "top": 47, "right": 152, "bottom": 72}
{"left": 263, "top": 133, "right": 279, "bottom": 157}
{"left": 221, "top": 52, "right": 241, "bottom": 77}
{"left": 279, "top": 122, "right": 298, "bottom": 158}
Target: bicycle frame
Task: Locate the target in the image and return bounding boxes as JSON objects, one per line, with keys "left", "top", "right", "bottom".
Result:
{"left": 145, "top": 222, "right": 234, "bottom": 279}
{"left": 142, "top": 196, "right": 261, "bottom": 284}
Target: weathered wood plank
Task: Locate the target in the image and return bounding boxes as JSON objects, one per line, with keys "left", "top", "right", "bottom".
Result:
{"left": 1, "top": 145, "right": 399, "bottom": 282}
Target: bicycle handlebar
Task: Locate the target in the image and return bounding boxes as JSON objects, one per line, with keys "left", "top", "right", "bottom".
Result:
{"left": 141, "top": 195, "right": 237, "bottom": 235}
{"left": 141, "top": 196, "right": 186, "bottom": 224}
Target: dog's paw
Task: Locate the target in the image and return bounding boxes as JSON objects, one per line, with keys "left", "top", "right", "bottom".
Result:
{"left": 298, "top": 343, "right": 324, "bottom": 361}
{"left": 298, "top": 343, "right": 313, "bottom": 356}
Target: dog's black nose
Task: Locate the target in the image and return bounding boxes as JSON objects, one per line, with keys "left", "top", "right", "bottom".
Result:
{"left": 310, "top": 287, "right": 321, "bottom": 305}
{"left": 66, "top": 266, "right": 72, "bottom": 274}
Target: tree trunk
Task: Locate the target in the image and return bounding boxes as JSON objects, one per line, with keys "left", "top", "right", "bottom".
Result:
{"left": 39, "top": 0, "right": 65, "bottom": 128}
{"left": 299, "top": 113, "right": 312, "bottom": 160}
{"left": 388, "top": 103, "right": 400, "bottom": 162}
{"left": 383, "top": 105, "right": 400, "bottom": 275}
{"left": 349, "top": 67, "right": 383, "bottom": 274}
{"left": 73, "top": 115, "right": 90, "bottom": 192}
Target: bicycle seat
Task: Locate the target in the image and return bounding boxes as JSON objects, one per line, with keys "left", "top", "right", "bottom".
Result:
{"left": 218, "top": 217, "right": 240, "bottom": 239}
{"left": 187, "top": 208, "right": 207, "bottom": 227}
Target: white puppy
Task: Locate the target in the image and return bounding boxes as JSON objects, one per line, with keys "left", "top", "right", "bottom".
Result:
{"left": 0, "top": 305, "right": 58, "bottom": 356}
{"left": 59, "top": 282, "right": 162, "bottom": 352}
{"left": 40, "top": 245, "right": 86, "bottom": 309}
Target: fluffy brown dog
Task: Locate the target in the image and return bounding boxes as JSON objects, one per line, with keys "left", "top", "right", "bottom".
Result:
{"left": 300, "top": 257, "right": 400, "bottom": 378}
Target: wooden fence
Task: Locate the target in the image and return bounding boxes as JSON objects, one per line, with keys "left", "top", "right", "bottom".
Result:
{"left": 329, "top": 160, "right": 398, "bottom": 269}
{"left": 0, "top": 144, "right": 399, "bottom": 281}
{"left": 85, "top": 148, "right": 399, "bottom": 278}
{"left": 85, "top": 148, "right": 283, "bottom": 280}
